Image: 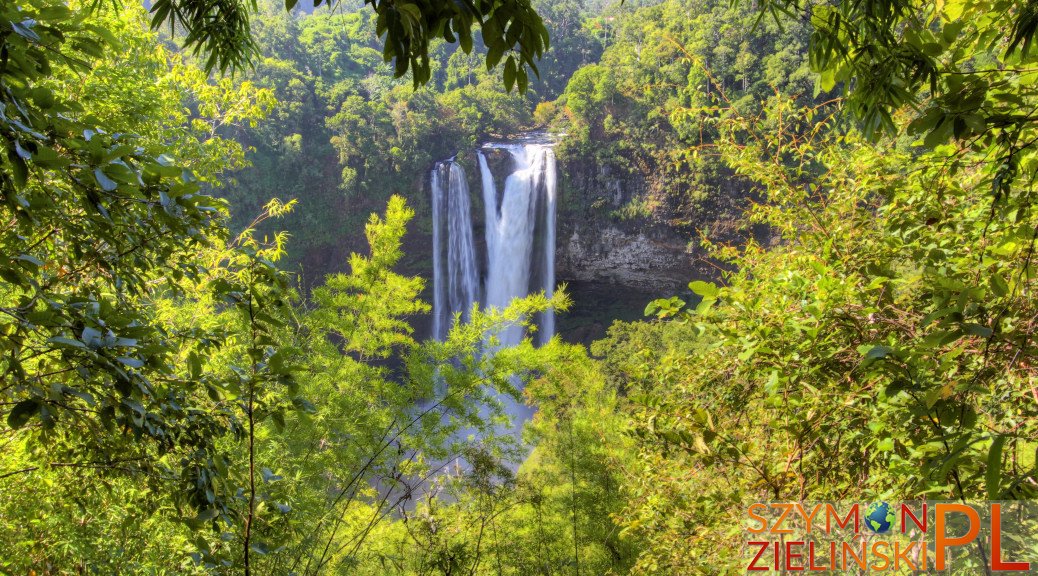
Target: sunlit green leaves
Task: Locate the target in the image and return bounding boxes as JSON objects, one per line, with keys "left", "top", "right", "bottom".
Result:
{"left": 623, "top": 91, "right": 1038, "bottom": 570}
{"left": 0, "top": 3, "right": 288, "bottom": 567}
{"left": 644, "top": 296, "right": 686, "bottom": 319}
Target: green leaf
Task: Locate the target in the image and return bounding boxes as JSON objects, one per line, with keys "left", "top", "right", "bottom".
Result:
{"left": 942, "top": 21, "right": 965, "bottom": 44}
{"left": 990, "top": 274, "right": 1009, "bottom": 297}
{"left": 117, "top": 357, "right": 144, "bottom": 368}
{"left": 503, "top": 56, "right": 517, "bottom": 91}
{"left": 398, "top": 3, "right": 421, "bottom": 24}
{"left": 291, "top": 397, "right": 316, "bottom": 413}
{"left": 688, "top": 281, "right": 719, "bottom": 298}
{"left": 47, "top": 336, "right": 87, "bottom": 350}
{"left": 7, "top": 399, "right": 40, "bottom": 429}
{"left": 94, "top": 168, "right": 118, "bottom": 191}
{"left": 963, "top": 323, "right": 993, "bottom": 338}
{"left": 486, "top": 44, "right": 505, "bottom": 69}
{"left": 261, "top": 468, "right": 283, "bottom": 483}
{"left": 864, "top": 345, "right": 893, "bottom": 360}
{"left": 8, "top": 150, "right": 27, "bottom": 187}
{"left": 924, "top": 118, "right": 954, "bottom": 148}
{"left": 459, "top": 26, "right": 473, "bottom": 53}
{"left": 195, "top": 508, "right": 219, "bottom": 522}
{"left": 819, "top": 67, "right": 836, "bottom": 92}
{"left": 921, "top": 42, "right": 944, "bottom": 57}
{"left": 31, "top": 87, "right": 54, "bottom": 109}
{"left": 944, "top": 0, "right": 965, "bottom": 21}
{"left": 11, "top": 19, "right": 41, "bottom": 42}
{"left": 81, "top": 326, "right": 103, "bottom": 348}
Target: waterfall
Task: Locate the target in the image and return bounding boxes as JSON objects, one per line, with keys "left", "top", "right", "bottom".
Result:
{"left": 431, "top": 164, "right": 445, "bottom": 340}
{"left": 431, "top": 141, "right": 557, "bottom": 344}
{"left": 429, "top": 140, "right": 558, "bottom": 470}
{"left": 540, "top": 150, "right": 557, "bottom": 346}
{"left": 430, "top": 161, "right": 479, "bottom": 341}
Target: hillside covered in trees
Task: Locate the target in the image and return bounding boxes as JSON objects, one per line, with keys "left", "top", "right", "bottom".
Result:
{"left": 2, "top": 0, "right": 1038, "bottom": 573}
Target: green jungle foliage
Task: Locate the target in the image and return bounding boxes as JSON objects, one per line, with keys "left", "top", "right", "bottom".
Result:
{"left": 552, "top": 0, "right": 818, "bottom": 230}
{"left": 215, "top": 0, "right": 600, "bottom": 281}
{"left": 1, "top": 0, "right": 1037, "bottom": 574}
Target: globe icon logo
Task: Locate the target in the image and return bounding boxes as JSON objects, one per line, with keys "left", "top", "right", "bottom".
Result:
{"left": 864, "top": 501, "right": 894, "bottom": 534}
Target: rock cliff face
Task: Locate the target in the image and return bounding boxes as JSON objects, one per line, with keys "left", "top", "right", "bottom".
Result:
{"left": 558, "top": 226, "right": 694, "bottom": 288}
{"left": 546, "top": 144, "right": 766, "bottom": 343}
{"left": 548, "top": 153, "right": 698, "bottom": 343}
{"left": 551, "top": 150, "right": 711, "bottom": 286}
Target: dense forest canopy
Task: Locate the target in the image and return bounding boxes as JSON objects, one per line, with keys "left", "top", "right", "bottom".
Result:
{"left": 2, "top": 0, "right": 1038, "bottom": 573}
{"left": 209, "top": 0, "right": 602, "bottom": 282}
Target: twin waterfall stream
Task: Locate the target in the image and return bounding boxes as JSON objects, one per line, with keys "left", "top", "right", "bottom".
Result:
{"left": 430, "top": 141, "right": 558, "bottom": 348}
{"left": 429, "top": 140, "right": 557, "bottom": 437}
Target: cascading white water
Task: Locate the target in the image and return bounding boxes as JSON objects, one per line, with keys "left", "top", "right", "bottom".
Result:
{"left": 540, "top": 150, "right": 557, "bottom": 346}
{"left": 432, "top": 141, "right": 557, "bottom": 345}
{"left": 446, "top": 164, "right": 480, "bottom": 328}
{"left": 430, "top": 161, "right": 479, "bottom": 341}
{"left": 481, "top": 148, "right": 532, "bottom": 346}
{"left": 431, "top": 165, "right": 445, "bottom": 340}
{"left": 428, "top": 140, "right": 558, "bottom": 470}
